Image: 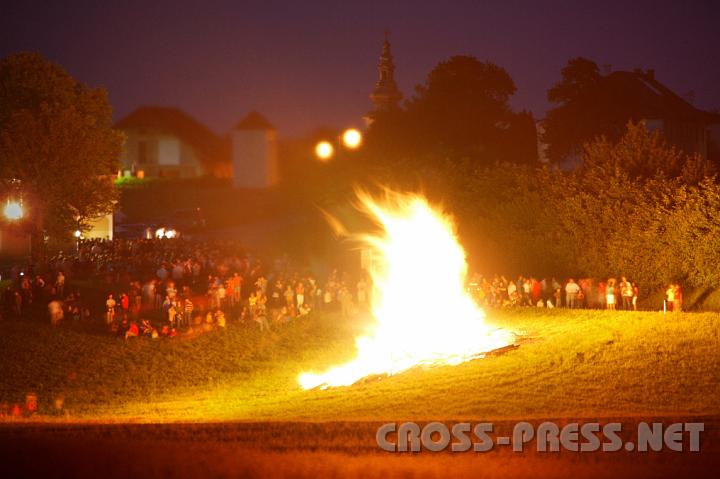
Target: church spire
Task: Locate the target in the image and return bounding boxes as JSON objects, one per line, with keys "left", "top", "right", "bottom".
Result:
{"left": 370, "top": 33, "right": 402, "bottom": 111}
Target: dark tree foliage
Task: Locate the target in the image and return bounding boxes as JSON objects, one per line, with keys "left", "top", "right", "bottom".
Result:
{"left": 547, "top": 57, "right": 601, "bottom": 104}
{"left": 366, "top": 55, "right": 537, "bottom": 170}
{"left": 0, "top": 52, "right": 123, "bottom": 256}
{"left": 542, "top": 57, "right": 603, "bottom": 163}
{"left": 456, "top": 122, "right": 720, "bottom": 292}
{"left": 359, "top": 121, "right": 717, "bottom": 294}
{"left": 580, "top": 121, "right": 714, "bottom": 184}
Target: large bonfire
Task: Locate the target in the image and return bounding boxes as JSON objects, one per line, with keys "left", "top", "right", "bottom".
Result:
{"left": 299, "top": 190, "right": 514, "bottom": 389}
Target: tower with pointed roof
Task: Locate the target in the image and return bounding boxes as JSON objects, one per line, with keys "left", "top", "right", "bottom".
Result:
{"left": 231, "top": 111, "right": 278, "bottom": 188}
{"left": 369, "top": 33, "right": 402, "bottom": 112}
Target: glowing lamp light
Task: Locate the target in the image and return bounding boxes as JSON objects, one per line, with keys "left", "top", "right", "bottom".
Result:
{"left": 74, "top": 230, "right": 82, "bottom": 238}
{"left": 342, "top": 128, "right": 363, "bottom": 149}
{"left": 155, "top": 227, "right": 178, "bottom": 239}
{"left": 315, "top": 141, "right": 334, "bottom": 161}
{"left": 3, "top": 201, "right": 23, "bottom": 221}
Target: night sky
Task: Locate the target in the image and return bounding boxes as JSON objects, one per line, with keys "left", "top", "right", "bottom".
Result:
{"left": 2, "top": 0, "right": 719, "bottom": 137}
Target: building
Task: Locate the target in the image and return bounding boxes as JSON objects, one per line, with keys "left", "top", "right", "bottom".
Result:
{"left": 538, "top": 69, "right": 720, "bottom": 165}
{"left": 231, "top": 111, "right": 279, "bottom": 188}
{"left": 366, "top": 35, "right": 402, "bottom": 124}
{"left": 84, "top": 214, "right": 114, "bottom": 240}
{"left": 606, "top": 69, "right": 719, "bottom": 159}
{"left": 0, "top": 226, "right": 29, "bottom": 258}
{"left": 116, "top": 107, "right": 279, "bottom": 188}
{"left": 116, "top": 106, "right": 228, "bottom": 178}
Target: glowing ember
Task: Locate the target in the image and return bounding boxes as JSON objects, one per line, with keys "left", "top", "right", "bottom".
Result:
{"left": 299, "top": 190, "right": 514, "bottom": 389}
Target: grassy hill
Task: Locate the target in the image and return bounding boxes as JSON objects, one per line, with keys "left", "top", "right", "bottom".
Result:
{"left": 1, "top": 308, "right": 719, "bottom": 422}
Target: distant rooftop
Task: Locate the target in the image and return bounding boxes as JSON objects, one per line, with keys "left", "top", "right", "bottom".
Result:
{"left": 115, "top": 106, "right": 223, "bottom": 164}
{"left": 598, "top": 70, "right": 719, "bottom": 123}
{"left": 233, "top": 111, "right": 275, "bottom": 131}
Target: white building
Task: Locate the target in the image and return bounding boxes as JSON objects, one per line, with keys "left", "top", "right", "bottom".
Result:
{"left": 116, "top": 106, "right": 229, "bottom": 178}
{"left": 231, "top": 111, "right": 278, "bottom": 188}
{"left": 116, "top": 106, "right": 278, "bottom": 188}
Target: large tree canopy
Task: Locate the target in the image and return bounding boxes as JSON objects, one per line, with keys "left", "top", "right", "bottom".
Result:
{"left": 0, "top": 52, "right": 123, "bottom": 251}
{"left": 367, "top": 55, "right": 536, "bottom": 168}
{"left": 542, "top": 57, "right": 604, "bottom": 163}
{"left": 547, "top": 57, "right": 601, "bottom": 104}
{"left": 452, "top": 122, "right": 719, "bottom": 290}
{"left": 580, "top": 121, "right": 714, "bottom": 184}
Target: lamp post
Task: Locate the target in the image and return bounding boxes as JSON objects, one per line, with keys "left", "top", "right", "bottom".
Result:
{"left": 74, "top": 229, "right": 82, "bottom": 252}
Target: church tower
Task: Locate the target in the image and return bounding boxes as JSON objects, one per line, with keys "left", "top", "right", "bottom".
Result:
{"left": 369, "top": 34, "right": 402, "bottom": 112}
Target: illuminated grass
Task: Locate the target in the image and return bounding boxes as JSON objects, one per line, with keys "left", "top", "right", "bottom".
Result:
{"left": 1, "top": 309, "right": 719, "bottom": 422}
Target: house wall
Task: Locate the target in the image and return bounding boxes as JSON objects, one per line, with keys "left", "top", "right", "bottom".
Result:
{"left": 662, "top": 120, "right": 707, "bottom": 159}
{"left": 231, "top": 129, "right": 278, "bottom": 188}
{"left": 0, "top": 227, "right": 30, "bottom": 258}
{"left": 85, "top": 214, "right": 113, "bottom": 240}
{"left": 120, "top": 129, "right": 205, "bottom": 178}
{"left": 644, "top": 118, "right": 708, "bottom": 159}
{"left": 535, "top": 120, "right": 549, "bottom": 163}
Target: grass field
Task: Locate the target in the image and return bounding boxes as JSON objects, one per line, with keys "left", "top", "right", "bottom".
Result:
{"left": 1, "top": 307, "right": 719, "bottom": 422}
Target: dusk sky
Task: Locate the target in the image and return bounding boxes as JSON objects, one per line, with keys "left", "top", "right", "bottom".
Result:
{"left": 2, "top": 0, "right": 719, "bottom": 137}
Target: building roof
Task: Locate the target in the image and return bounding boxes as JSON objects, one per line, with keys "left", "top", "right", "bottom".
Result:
{"left": 115, "top": 106, "right": 224, "bottom": 166}
{"left": 598, "top": 70, "right": 719, "bottom": 123}
{"left": 233, "top": 111, "right": 275, "bottom": 131}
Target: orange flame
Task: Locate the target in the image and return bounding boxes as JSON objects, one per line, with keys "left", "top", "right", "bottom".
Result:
{"left": 299, "top": 190, "right": 514, "bottom": 389}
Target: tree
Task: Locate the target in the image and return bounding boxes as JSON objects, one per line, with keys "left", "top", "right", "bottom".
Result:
{"left": 547, "top": 57, "right": 601, "bottom": 104}
{"left": 0, "top": 52, "right": 123, "bottom": 256}
{"left": 581, "top": 121, "right": 714, "bottom": 183}
{"left": 367, "top": 55, "right": 536, "bottom": 169}
{"left": 542, "top": 57, "right": 603, "bottom": 163}
{"left": 407, "top": 56, "right": 517, "bottom": 159}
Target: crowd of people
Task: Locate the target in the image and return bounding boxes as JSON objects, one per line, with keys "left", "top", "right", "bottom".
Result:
{"left": 1, "top": 238, "right": 366, "bottom": 338}
{"left": 1, "top": 239, "right": 686, "bottom": 337}
{"left": 468, "top": 274, "right": 682, "bottom": 312}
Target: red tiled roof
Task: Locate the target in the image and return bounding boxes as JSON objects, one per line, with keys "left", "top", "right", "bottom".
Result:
{"left": 233, "top": 111, "right": 275, "bottom": 131}
{"left": 597, "top": 71, "right": 718, "bottom": 123}
{"left": 115, "top": 106, "right": 224, "bottom": 166}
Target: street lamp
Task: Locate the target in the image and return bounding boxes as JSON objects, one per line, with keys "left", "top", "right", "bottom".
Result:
{"left": 314, "top": 141, "right": 334, "bottom": 161}
{"left": 74, "top": 229, "right": 82, "bottom": 251}
{"left": 3, "top": 200, "right": 23, "bottom": 221}
{"left": 341, "top": 128, "right": 363, "bottom": 149}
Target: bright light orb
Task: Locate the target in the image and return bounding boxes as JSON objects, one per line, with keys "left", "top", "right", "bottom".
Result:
{"left": 3, "top": 201, "right": 23, "bottom": 221}
{"left": 315, "top": 141, "right": 334, "bottom": 161}
{"left": 73, "top": 230, "right": 82, "bottom": 238}
{"left": 155, "top": 227, "right": 178, "bottom": 239}
{"left": 342, "top": 128, "right": 363, "bottom": 149}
